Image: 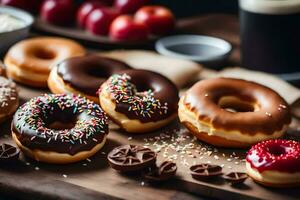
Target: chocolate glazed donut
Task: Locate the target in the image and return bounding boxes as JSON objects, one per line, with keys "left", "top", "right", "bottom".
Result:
{"left": 99, "top": 69, "right": 179, "bottom": 133}
{"left": 48, "top": 55, "right": 131, "bottom": 103}
{"left": 12, "top": 94, "right": 109, "bottom": 164}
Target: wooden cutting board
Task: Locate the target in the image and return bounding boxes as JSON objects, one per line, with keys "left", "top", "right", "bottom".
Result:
{"left": 0, "top": 84, "right": 299, "bottom": 200}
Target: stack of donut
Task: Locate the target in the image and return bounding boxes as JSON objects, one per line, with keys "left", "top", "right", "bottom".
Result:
{"left": 1, "top": 37, "right": 297, "bottom": 189}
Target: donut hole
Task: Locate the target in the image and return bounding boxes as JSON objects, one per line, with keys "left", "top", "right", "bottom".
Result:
{"left": 44, "top": 112, "right": 78, "bottom": 130}
{"left": 47, "top": 120, "right": 76, "bottom": 130}
{"left": 267, "top": 145, "right": 287, "bottom": 156}
{"left": 87, "top": 67, "right": 110, "bottom": 78}
{"left": 136, "top": 85, "right": 152, "bottom": 93}
{"left": 218, "top": 96, "right": 256, "bottom": 113}
{"left": 33, "top": 48, "right": 56, "bottom": 60}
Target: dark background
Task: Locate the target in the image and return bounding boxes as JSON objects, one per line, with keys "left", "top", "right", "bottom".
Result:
{"left": 153, "top": 0, "right": 238, "bottom": 17}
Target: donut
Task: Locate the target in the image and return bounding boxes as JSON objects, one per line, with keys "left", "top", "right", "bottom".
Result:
{"left": 4, "top": 37, "right": 85, "bottom": 87}
{"left": 178, "top": 78, "right": 291, "bottom": 148}
{"left": 48, "top": 54, "right": 131, "bottom": 103}
{"left": 11, "top": 94, "right": 108, "bottom": 164}
{"left": 0, "top": 61, "right": 7, "bottom": 77}
{"left": 99, "top": 69, "right": 179, "bottom": 133}
{"left": 0, "top": 77, "right": 18, "bottom": 123}
{"left": 246, "top": 139, "right": 300, "bottom": 187}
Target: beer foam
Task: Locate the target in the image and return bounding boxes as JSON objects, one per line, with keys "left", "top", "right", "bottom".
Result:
{"left": 240, "top": 0, "right": 300, "bottom": 14}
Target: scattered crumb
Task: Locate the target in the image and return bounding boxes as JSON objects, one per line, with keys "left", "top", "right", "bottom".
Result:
{"left": 214, "top": 155, "right": 219, "bottom": 160}
{"left": 140, "top": 127, "right": 244, "bottom": 172}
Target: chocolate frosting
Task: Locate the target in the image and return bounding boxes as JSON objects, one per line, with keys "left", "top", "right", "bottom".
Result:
{"left": 104, "top": 69, "right": 179, "bottom": 123}
{"left": 12, "top": 94, "right": 108, "bottom": 155}
{"left": 57, "top": 55, "right": 131, "bottom": 96}
{"left": 183, "top": 78, "right": 291, "bottom": 135}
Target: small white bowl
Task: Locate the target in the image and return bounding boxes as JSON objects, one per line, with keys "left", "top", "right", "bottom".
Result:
{"left": 0, "top": 6, "right": 34, "bottom": 54}
{"left": 155, "top": 35, "right": 232, "bottom": 68}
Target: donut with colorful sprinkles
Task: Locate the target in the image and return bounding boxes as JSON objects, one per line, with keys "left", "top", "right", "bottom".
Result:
{"left": 0, "top": 76, "right": 18, "bottom": 123}
{"left": 11, "top": 94, "right": 108, "bottom": 164}
{"left": 246, "top": 139, "right": 300, "bottom": 187}
{"left": 98, "top": 69, "right": 179, "bottom": 133}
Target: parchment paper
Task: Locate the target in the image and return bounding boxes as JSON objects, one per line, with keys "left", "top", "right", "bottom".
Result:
{"left": 99, "top": 50, "right": 202, "bottom": 88}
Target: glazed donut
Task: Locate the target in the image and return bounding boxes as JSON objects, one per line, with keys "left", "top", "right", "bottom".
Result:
{"left": 0, "top": 77, "right": 18, "bottom": 123}
{"left": 178, "top": 78, "right": 291, "bottom": 148}
{"left": 99, "top": 69, "right": 179, "bottom": 133}
{"left": 246, "top": 139, "right": 300, "bottom": 187}
{"left": 4, "top": 37, "right": 85, "bottom": 87}
{"left": 12, "top": 94, "right": 108, "bottom": 164}
{"left": 48, "top": 54, "right": 131, "bottom": 103}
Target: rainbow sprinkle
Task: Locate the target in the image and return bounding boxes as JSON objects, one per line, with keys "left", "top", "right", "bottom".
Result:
{"left": 106, "top": 74, "right": 168, "bottom": 119}
{"left": 14, "top": 94, "right": 108, "bottom": 146}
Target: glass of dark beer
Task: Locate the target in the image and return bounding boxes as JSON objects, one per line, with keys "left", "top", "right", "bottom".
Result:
{"left": 239, "top": 0, "right": 300, "bottom": 74}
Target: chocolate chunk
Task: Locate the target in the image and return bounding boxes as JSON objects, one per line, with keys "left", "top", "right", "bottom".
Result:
{"left": 108, "top": 145, "right": 156, "bottom": 172}
{"left": 0, "top": 143, "right": 20, "bottom": 162}
{"left": 190, "top": 164, "right": 222, "bottom": 180}
{"left": 144, "top": 161, "right": 177, "bottom": 182}
{"left": 223, "top": 172, "right": 248, "bottom": 184}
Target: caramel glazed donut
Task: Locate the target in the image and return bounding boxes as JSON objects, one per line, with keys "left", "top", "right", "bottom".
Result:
{"left": 4, "top": 37, "right": 85, "bottom": 87}
{"left": 99, "top": 69, "right": 179, "bottom": 133}
{"left": 48, "top": 54, "right": 131, "bottom": 103}
{"left": 246, "top": 139, "right": 300, "bottom": 187}
{"left": 178, "top": 78, "right": 291, "bottom": 148}
{"left": 0, "top": 76, "right": 18, "bottom": 123}
{"left": 12, "top": 94, "right": 108, "bottom": 164}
